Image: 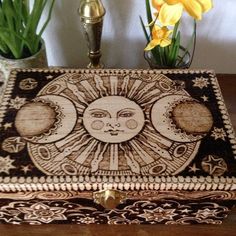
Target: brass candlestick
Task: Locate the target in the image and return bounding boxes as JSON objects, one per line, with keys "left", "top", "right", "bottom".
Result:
{"left": 78, "top": 0, "right": 106, "bottom": 69}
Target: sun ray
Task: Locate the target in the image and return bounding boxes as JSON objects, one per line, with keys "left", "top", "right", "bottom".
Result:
{"left": 110, "top": 76, "right": 119, "bottom": 95}
{"left": 138, "top": 136, "right": 173, "bottom": 161}
{"left": 110, "top": 144, "right": 119, "bottom": 170}
{"left": 94, "top": 75, "right": 109, "bottom": 96}
{"left": 80, "top": 80, "right": 99, "bottom": 99}
{"left": 140, "top": 94, "right": 164, "bottom": 107}
{"left": 160, "top": 158, "right": 177, "bottom": 173}
{"left": 133, "top": 81, "right": 156, "bottom": 101}
{"left": 143, "top": 129, "right": 172, "bottom": 147}
{"left": 69, "top": 135, "right": 92, "bottom": 152}
{"left": 53, "top": 134, "right": 90, "bottom": 161}
{"left": 60, "top": 92, "right": 86, "bottom": 113}
{"left": 73, "top": 104, "right": 85, "bottom": 114}
{"left": 74, "top": 139, "right": 98, "bottom": 164}
{"left": 137, "top": 88, "right": 161, "bottom": 104}
{"left": 127, "top": 79, "right": 142, "bottom": 99}
{"left": 55, "top": 128, "right": 86, "bottom": 149}
{"left": 41, "top": 159, "right": 63, "bottom": 173}
{"left": 129, "top": 140, "right": 154, "bottom": 164}
{"left": 91, "top": 143, "right": 109, "bottom": 172}
{"left": 119, "top": 144, "right": 140, "bottom": 174}
{"left": 66, "top": 81, "right": 89, "bottom": 106}
{"left": 119, "top": 75, "right": 130, "bottom": 96}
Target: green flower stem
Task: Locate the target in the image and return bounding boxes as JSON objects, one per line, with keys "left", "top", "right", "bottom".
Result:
{"left": 167, "top": 20, "right": 180, "bottom": 66}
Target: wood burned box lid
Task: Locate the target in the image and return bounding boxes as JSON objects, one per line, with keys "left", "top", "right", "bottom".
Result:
{"left": 0, "top": 69, "right": 236, "bottom": 194}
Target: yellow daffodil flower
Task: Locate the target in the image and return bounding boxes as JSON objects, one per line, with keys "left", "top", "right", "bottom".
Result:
{"left": 152, "top": 0, "right": 213, "bottom": 26}
{"left": 152, "top": 0, "right": 164, "bottom": 11}
{"left": 145, "top": 25, "right": 172, "bottom": 50}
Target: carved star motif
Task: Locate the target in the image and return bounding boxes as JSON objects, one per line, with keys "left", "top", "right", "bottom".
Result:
{"left": 189, "top": 163, "right": 200, "bottom": 173}
{"left": 195, "top": 208, "right": 219, "bottom": 219}
{"left": 18, "top": 202, "right": 67, "bottom": 224}
{"left": 162, "top": 203, "right": 172, "bottom": 208}
{"left": 139, "top": 207, "right": 177, "bottom": 222}
{"left": 0, "top": 155, "right": 15, "bottom": 174}
{"left": 3, "top": 122, "right": 13, "bottom": 130}
{"left": 201, "top": 155, "right": 227, "bottom": 175}
{"left": 180, "top": 208, "right": 192, "bottom": 214}
{"left": 9, "top": 96, "right": 26, "bottom": 110}
{"left": 201, "top": 95, "right": 209, "bottom": 102}
{"left": 2, "top": 137, "right": 26, "bottom": 153}
{"left": 193, "top": 77, "right": 209, "bottom": 89}
{"left": 211, "top": 127, "right": 227, "bottom": 141}
{"left": 20, "top": 165, "right": 33, "bottom": 174}
{"left": 77, "top": 216, "right": 96, "bottom": 224}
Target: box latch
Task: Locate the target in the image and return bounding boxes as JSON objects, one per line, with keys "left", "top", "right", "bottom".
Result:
{"left": 93, "top": 189, "right": 126, "bottom": 209}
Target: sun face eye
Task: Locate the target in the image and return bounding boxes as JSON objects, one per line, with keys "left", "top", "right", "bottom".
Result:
{"left": 91, "top": 112, "right": 107, "bottom": 118}
{"left": 118, "top": 111, "right": 134, "bottom": 118}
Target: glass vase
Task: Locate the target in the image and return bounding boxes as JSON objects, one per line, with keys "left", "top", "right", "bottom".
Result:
{"left": 144, "top": 45, "right": 192, "bottom": 69}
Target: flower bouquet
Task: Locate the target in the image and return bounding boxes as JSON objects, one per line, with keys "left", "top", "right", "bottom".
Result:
{"left": 140, "top": 0, "right": 213, "bottom": 69}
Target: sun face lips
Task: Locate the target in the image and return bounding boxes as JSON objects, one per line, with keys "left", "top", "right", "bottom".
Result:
{"left": 104, "top": 129, "right": 125, "bottom": 136}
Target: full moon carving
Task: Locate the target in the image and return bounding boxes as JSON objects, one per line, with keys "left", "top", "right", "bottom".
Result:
{"left": 15, "top": 73, "right": 213, "bottom": 176}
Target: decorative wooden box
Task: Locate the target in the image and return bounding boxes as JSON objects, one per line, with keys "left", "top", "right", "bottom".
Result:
{"left": 0, "top": 68, "right": 235, "bottom": 225}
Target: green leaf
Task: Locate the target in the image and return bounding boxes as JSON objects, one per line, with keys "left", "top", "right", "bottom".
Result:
{"left": 39, "top": 0, "right": 55, "bottom": 38}
{"left": 0, "top": 0, "right": 54, "bottom": 59}
{"left": 0, "top": 26, "right": 32, "bottom": 58}
{"left": 0, "top": 37, "right": 9, "bottom": 54}
{"left": 145, "top": 0, "right": 153, "bottom": 35}
{"left": 139, "top": 16, "right": 149, "bottom": 42}
{"left": 167, "top": 20, "right": 180, "bottom": 65}
{"left": 172, "top": 31, "right": 181, "bottom": 66}
{"left": 21, "top": 0, "right": 30, "bottom": 24}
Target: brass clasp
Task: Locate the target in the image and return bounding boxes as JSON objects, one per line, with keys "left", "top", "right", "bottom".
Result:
{"left": 93, "top": 189, "right": 126, "bottom": 209}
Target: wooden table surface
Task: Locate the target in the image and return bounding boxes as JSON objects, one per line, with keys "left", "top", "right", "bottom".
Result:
{"left": 0, "top": 73, "right": 236, "bottom": 236}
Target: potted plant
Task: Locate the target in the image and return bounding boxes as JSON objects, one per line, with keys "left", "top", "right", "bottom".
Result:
{"left": 0, "top": 0, "right": 55, "bottom": 80}
{"left": 140, "top": 0, "right": 213, "bottom": 69}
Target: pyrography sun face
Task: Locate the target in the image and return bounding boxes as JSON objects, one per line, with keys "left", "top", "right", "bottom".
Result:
{"left": 83, "top": 96, "right": 145, "bottom": 143}
{"left": 14, "top": 72, "right": 213, "bottom": 176}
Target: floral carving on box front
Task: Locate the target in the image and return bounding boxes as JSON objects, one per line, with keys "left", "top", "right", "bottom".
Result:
{"left": 0, "top": 199, "right": 232, "bottom": 225}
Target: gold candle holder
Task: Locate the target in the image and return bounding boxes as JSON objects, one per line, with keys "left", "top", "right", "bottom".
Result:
{"left": 78, "top": 0, "right": 106, "bottom": 69}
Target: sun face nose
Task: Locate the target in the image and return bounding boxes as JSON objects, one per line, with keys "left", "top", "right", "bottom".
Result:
{"left": 106, "top": 120, "right": 121, "bottom": 129}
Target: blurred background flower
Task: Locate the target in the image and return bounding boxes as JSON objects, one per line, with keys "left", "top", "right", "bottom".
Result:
{"left": 140, "top": 0, "right": 213, "bottom": 68}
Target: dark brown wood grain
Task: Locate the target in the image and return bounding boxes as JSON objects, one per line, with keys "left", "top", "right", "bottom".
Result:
{"left": 0, "top": 73, "right": 236, "bottom": 235}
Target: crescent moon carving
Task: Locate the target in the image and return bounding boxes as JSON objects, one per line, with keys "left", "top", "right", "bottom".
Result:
{"left": 151, "top": 94, "right": 213, "bottom": 142}
{"left": 15, "top": 95, "right": 77, "bottom": 144}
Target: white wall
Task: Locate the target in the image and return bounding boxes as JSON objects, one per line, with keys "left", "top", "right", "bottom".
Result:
{"left": 42, "top": 0, "right": 236, "bottom": 73}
